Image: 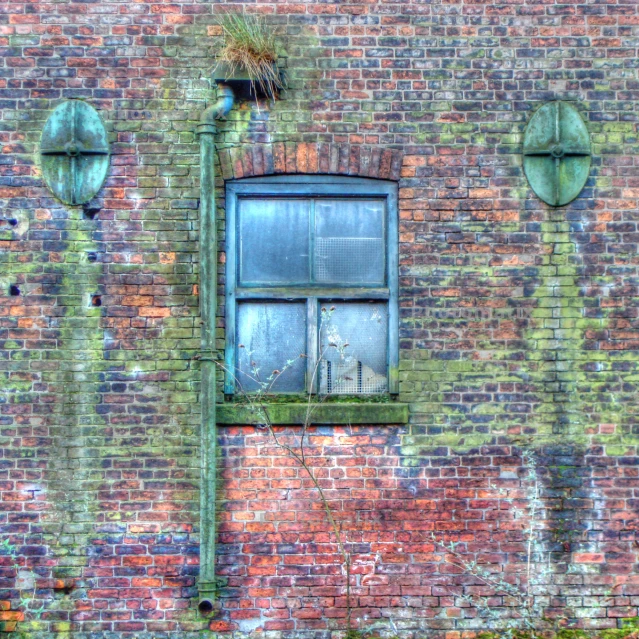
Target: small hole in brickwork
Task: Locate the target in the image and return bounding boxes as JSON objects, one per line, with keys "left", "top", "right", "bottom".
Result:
{"left": 87, "top": 252, "right": 98, "bottom": 262}
{"left": 91, "top": 295, "right": 102, "bottom": 307}
{"left": 54, "top": 580, "right": 76, "bottom": 594}
{"left": 83, "top": 205, "right": 100, "bottom": 220}
{"left": 8, "top": 218, "right": 18, "bottom": 227}
{"left": 9, "top": 285, "right": 20, "bottom": 296}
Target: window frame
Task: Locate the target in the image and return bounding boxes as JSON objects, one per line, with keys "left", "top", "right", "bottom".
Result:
{"left": 224, "top": 175, "right": 399, "bottom": 395}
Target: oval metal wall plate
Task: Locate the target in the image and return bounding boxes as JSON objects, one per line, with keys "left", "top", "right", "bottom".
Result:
{"left": 523, "top": 101, "right": 591, "bottom": 207}
{"left": 40, "top": 100, "right": 109, "bottom": 206}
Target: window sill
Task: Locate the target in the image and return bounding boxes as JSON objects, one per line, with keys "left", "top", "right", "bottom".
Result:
{"left": 216, "top": 402, "right": 409, "bottom": 425}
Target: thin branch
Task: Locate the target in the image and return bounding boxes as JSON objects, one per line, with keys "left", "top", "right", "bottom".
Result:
{"left": 219, "top": 342, "right": 355, "bottom": 629}
{"left": 430, "top": 453, "right": 547, "bottom": 639}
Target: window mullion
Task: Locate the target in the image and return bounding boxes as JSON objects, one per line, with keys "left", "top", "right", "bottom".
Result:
{"left": 309, "top": 198, "right": 315, "bottom": 284}
{"left": 306, "top": 297, "right": 318, "bottom": 394}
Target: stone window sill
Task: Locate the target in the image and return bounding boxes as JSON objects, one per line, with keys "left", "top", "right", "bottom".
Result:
{"left": 216, "top": 402, "right": 409, "bottom": 425}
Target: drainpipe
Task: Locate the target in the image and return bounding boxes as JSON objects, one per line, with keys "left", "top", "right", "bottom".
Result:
{"left": 197, "top": 83, "right": 235, "bottom": 615}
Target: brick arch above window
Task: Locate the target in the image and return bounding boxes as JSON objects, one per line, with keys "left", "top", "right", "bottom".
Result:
{"left": 216, "top": 142, "right": 404, "bottom": 182}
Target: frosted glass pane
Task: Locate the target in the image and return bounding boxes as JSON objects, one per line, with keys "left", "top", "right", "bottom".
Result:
{"left": 319, "top": 302, "right": 388, "bottom": 394}
{"left": 314, "top": 199, "right": 385, "bottom": 285}
{"left": 236, "top": 302, "right": 306, "bottom": 392}
{"left": 239, "top": 199, "right": 310, "bottom": 285}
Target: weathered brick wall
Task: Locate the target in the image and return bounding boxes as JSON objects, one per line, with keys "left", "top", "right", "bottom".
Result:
{"left": 215, "top": 433, "right": 639, "bottom": 635}
{"left": 1, "top": 0, "right": 208, "bottom": 635}
{"left": 1, "top": 0, "right": 639, "bottom": 637}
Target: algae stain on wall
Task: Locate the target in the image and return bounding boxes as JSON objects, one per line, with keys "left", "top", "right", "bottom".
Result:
{"left": 42, "top": 210, "right": 106, "bottom": 632}
{"left": 524, "top": 207, "right": 588, "bottom": 445}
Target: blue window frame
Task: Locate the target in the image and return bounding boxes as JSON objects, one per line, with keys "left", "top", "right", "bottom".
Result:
{"left": 225, "top": 175, "right": 399, "bottom": 395}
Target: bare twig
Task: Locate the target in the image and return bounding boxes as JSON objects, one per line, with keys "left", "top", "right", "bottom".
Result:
{"left": 430, "top": 453, "right": 548, "bottom": 638}
{"left": 214, "top": 308, "right": 356, "bottom": 628}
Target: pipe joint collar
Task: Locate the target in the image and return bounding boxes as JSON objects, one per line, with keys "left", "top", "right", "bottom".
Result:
{"left": 199, "top": 83, "right": 235, "bottom": 132}
{"left": 198, "top": 580, "right": 217, "bottom": 616}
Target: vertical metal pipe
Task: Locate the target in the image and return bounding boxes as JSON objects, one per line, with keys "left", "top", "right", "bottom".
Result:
{"left": 197, "top": 112, "right": 218, "bottom": 613}
{"left": 196, "top": 84, "right": 234, "bottom": 613}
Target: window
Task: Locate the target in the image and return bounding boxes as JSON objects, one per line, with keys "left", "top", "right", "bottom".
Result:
{"left": 224, "top": 176, "right": 398, "bottom": 395}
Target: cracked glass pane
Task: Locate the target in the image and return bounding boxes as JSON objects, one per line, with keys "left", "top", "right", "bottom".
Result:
{"left": 239, "top": 198, "right": 310, "bottom": 285}
{"left": 314, "top": 199, "right": 385, "bottom": 285}
{"left": 319, "top": 302, "right": 388, "bottom": 394}
{"left": 237, "top": 302, "right": 306, "bottom": 392}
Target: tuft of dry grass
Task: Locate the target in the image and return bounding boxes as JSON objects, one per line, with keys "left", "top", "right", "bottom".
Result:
{"left": 216, "top": 13, "right": 284, "bottom": 101}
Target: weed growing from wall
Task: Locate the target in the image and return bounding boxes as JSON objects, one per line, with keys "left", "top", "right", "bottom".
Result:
{"left": 431, "top": 451, "right": 549, "bottom": 637}
{"left": 219, "top": 307, "right": 358, "bottom": 629}
{"left": 215, "top": 12, "right": 284, "bottom": 101}
{"left": 430, "top": 451, "right": 618, "bottom": 638}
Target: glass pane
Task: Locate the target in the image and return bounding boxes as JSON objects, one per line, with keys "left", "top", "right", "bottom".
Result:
{"left": 239, "top": 199, "right": 310, "bottom": 285}
{"left": 318, "top": 302, "right": 388, "bottom": 394}
{"left": 314, "top": 199, "right": 385, "bottom": 285}
{"left": 236, "top": 302, "right": 307, "bottom": 392}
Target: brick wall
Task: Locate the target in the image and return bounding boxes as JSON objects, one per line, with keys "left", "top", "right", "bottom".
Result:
{"left": 1, "top": 0, "right": 639, "bottom": 636}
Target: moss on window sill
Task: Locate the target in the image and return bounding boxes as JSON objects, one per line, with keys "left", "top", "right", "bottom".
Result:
{"left": 216, "top": 402, "right": 409, "bottom": 425}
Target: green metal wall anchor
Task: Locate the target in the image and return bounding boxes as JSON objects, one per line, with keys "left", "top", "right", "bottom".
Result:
{"left": 40, "top": 100, "right": 110, "bottom": 206}
{"left": 523, "top": 101, "right": 591, "bottom": 207}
